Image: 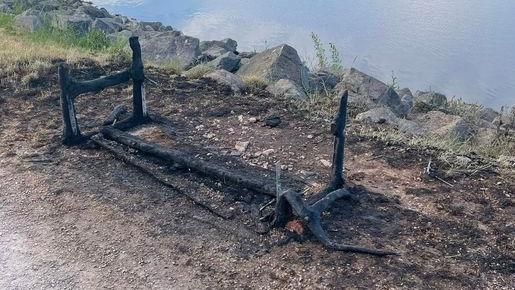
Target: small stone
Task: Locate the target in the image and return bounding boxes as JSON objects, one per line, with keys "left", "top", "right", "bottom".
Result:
{"left": 234, "top": 141, "right": 250, "bottom": 153}
{"left": 320, "top": 159, "right": 332, "bottom": 167}
{"left": 204, "top": 133, "right": 215, "bottom": 139}
{"left": 261, "top": 149, "right": 275, "bottom": 156}
{"left": 307, "top": 134, "right": 314, "bottom": 139}
{"left": 238, "top": 115, "right": 244, "bottom": 123}
{"left": 264, "top": 116, "right": 281, "bottom": 128}
{"left": 248, "top": 117, "right": 258, "bottom": 123}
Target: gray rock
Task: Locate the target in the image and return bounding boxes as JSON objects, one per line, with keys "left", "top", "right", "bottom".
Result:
{"left": 77, "top": 4, "right": 110, "bottom": 19}
{"left": 310, "top": 70, "right": 339, "bottom": 91}
{"left": 475, "top": 127, "right": 498, "bottom": 146}
{"left": 199, "top": 38, "right": 238, "bottom": 61}
{"left": 401, "top": 94, "right": 414, "bottom": 115}
{"left": 205, "top": 70, "right": 245, "bottom": 93}
{"left": 14, "top": 15, "right": 42, "bottom": 32}
{"left": 237, "top": 44, "right": 309, "bottom": 89}
{"left": 397, "top": 87, "right": 413, "bottom": 98}
{"left": 240, "top": 58, "right": 251, "bottom": 66}
{"left": 336, "top": 68, "right": 389, "bottom": 102}
{"left": 92, "top": 18, "right": 123, "bottom": 34}
{"left": 0, "top": 3, "right": 11, "bottom": 13}
{"left": 397, "top": 119, "right": 425, "bottom": 136}
{"left": 238, "top": 51, "right": 257, "bottom": 59}
{"left": 267, "top": 79, "right": 307, "bottom": 100}
{"left": 478, "top": 107, "right": 499, "bottom": 122}
{"left": 54, "top": 12, "right": 93, "bottom": 35}
{"left": 208, "top": 51, "right": 241, "bottom": 72}
{"left": 139, "top": 31, "right": 201, "bottom": 68}
{"left": 107, "top": 30, "right": 133, "bottom": 43}
{"left": 377, "top": 87, "right": 406, "bottom": 117}
{"left": 355, "top": 107, "right": 399, "bottom": 124}
{"left": 415, "top": 91, "right": 448, "bottom": 109}
{"left": 415, "top": 111, "right": 472, "bottom": 141}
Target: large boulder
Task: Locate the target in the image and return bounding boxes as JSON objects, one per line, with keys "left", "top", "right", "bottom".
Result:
{"left": 237, "top": 44, "right": 309, "bottom": 89}
{"left": 199, "top": 38, "right": 238, "bottom": 60}
{"left": 14, "top": 15, "right": 42, "bottom": 32}
{"left": 414, "top": 111, "right": 473, "bottom": 141}
{"left": 138, "top": 31, "right": 201, "bottom": 68}
{"left": 92, "top": 18, "right": 123, "bottom": 34}
{"left": 205, "top": 70, "right": 245, "bottom": 93}
{"left": 336, "top": 68, "right": 407, "bottom": 117}
{"left": 267, "top": 79, "right": 306, "bottom": 100}
{"left": 208, "top": 51, "right": 241, "bottom": 72}
{"left": 336, "top": 68, "right": 389, "bottom": 102}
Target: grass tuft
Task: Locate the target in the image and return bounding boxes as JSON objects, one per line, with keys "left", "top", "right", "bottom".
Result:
{"left": 242, "top": 75, "right": 269, "bottom": 91}
{"left": 184, "top": 63, "right": 215, "bottom": 80}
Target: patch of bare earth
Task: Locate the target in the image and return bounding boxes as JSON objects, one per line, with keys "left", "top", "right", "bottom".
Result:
{"left": 0, "top": 63, "right": 513, "bottom": 289}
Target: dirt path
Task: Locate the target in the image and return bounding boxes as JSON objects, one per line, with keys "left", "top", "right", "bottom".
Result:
{"left": 0, "top": 63, "right": 513, "bottom": 289}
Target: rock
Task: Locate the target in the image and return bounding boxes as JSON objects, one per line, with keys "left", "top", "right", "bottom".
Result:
{"left": 414, "top": 91, "right": 448, "bottom": 110}
{"left": 239, "top": 51, "right": 257, "bottom": 59}
{"left": 139, "top": 31, "right": 200, "bottom": 68}
{"left": 235, "top": 141, "right": 250, "bottom": 153}
{"left": 377, "top": 87, "right": 406, "bottom": 117}
{"left": 400, "top": 94, "right": 414, "bottom": 116}
{"left": 478, "top": 107, "right": 499, "bottom": 122}
{"left": 355, "top": 107, "right": 399, "bottom": 125}
{"left": 107, "top": 30, "right": 133, "bottom": 43}
{"left": 475, "top": 127, "right": 498, "bottom": 146}
{"left": 77, "top": 4, "right": 111, "bottom": 19}
{"left": 455, "top": 156, "right": 472, "bottom": 166}
{"left": 397, "top": 88, "right": 413, "bottom": 98}
{"left": 199, "top": 38, "right": 238, "bottom": 60}
{"left": 237, "top": 44, "right": 309, "bottom": 88}
{"left": 0, "top": 3, "right": 11, "bottom": 13}
{"left": 208, "top": 51, "right": 241, "bottom": 72}
{"left": 415, "top": 111, "right": 472, "bottom": 141}
{"left": 261, "top": 149, "right": 275, "bottom": 156}
{"left": 310, "top": 70, "right": 339, "bottom": 91}
{"left": 92, "top": 18, "right": 123, "bottom": 34}
{"left": 320, "top": 159, "right": 332, "bottom": 167}
{"left": 336, "top": 68, "right": 389, "bottom": 102}
{"left": 205, "top": 70, "right": 245, "bottom": 93}
{"left": 54, "top": 12, "right": 93, "bottom": 35}
{"left": 397, "top": 119, "right": 425, "bottom": 136}
{"left": 266, "top": 79, "right": 306, "bottom": 100}
{"left": 14, "top": 15, "right": 42, "bottom": 32}
{"left": 240, "top": 58, "right": 251, "bottom": 66}
{"left": 264, "top": 116, "right": 282, "bottom": 128}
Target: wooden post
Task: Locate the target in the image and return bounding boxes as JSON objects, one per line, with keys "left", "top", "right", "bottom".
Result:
{"left": 326, "top": 90, "right": 349, "bottom": 192}
{"left": 129, "top": 37, "right": 148, "bottom": 121}
{"left": 58, "top": 63, "right": 82, "bottom": 145}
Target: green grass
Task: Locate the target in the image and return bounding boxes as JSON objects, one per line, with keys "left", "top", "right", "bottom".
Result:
{"left": 0, "top": 12, "right": 130, "bottom": 59}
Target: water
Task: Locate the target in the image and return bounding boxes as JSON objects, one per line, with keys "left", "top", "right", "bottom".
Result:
{"left": 92, "top": 0, "right": 515, "bottom": 109}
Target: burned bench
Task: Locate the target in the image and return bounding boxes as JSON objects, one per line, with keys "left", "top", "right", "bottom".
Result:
{"left": 58, "top": 37, "right": 396, "bottom": 256}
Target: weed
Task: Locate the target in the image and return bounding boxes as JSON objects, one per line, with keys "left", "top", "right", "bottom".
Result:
{"left": 311, "top": 32, "right": 327, "bottom": 70}
{"left": 242, "top": 75, "right": 269, "bottom": 91}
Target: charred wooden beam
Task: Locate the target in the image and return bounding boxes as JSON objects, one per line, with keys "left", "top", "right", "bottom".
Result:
{"left": 325, "top": 90, "right": 349, "bottom": 193}
{"left": 100, "top": 127, "right": 278, "bottom": 197}
{"left": 129, "top": 37, "right": 148, "bottom": 122}
{"left": 103, "top": 104, "right": 128, "bottom": 126}
{"left": 58, "top": 63, "right": 83, "bottom": 145}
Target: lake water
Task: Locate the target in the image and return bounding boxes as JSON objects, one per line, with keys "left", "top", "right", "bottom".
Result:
{"left": 92, "top": 0, "right": 515, "bottom": 109}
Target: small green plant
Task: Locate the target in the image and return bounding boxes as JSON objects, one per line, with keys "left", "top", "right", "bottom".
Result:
{"left": 388, "top": 71, "right": 400, "bottom": 91}
{"left": 311, "top": 32, "right": 327, "bottom": 70}
{"left": 310, "top": 33, "right": 344, "bottom": 75}
{"left": 329, "top": 42, "right": 343, "bottom": 75}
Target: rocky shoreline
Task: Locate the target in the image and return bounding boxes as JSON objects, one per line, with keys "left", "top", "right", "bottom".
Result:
{"left": 1, "top": 0, "right": 514, "bottom": 166}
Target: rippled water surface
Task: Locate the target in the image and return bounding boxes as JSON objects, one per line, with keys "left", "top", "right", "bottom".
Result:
{"left": 92, "top": 0, "right": 515, "bottom": 108}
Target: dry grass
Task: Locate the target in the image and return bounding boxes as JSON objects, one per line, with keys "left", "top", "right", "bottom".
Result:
{"left": 184, "top": 63, "right": 215, "bottom": 80}
{"left": 242, "top": 75, "right": 269, "bottom": 91}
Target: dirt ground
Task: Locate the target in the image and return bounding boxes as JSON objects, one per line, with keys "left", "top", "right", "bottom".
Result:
{"left": 0, "top": 61, "right": 513, "bottom": 289}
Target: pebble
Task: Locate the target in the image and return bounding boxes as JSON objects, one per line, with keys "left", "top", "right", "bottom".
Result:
{"left": 234, "top": 141, "right": 250, "bottom": 153}
{"left": 261, "top": 149, "right": 275, "bottom": 156}
{"left": 320, "top": 159, "right": 332, "bottom": 167}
